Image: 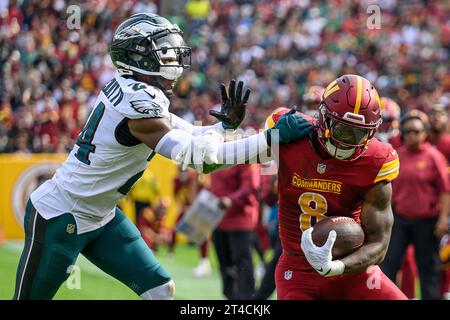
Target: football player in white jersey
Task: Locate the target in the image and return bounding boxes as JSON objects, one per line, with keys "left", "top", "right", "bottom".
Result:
{"left": 13, "top": 13, "right": 314, "bottom": 300}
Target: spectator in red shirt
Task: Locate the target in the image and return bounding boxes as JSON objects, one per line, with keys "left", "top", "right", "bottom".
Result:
{"left": 210, "top": 164, "right": 260, "bottom": 300}
{"left": 381, "top": 110, "right": 450, "bottom": 300}
{"left": 428, "top": 104, "right": 450, "bottom": 163}
{"left": 428, "top": 103, "right": 450, "bottom": 298}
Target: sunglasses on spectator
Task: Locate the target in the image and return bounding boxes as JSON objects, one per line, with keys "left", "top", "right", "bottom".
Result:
{"left": 401, "top": 129, "right": 424, "bottom": 135}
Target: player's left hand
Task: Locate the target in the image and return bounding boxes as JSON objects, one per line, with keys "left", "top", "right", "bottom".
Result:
{"left": 435, "top": 216, "right": 448, "bottom": 238}
{"left": 267, "top": 107, "right": 315, "bottom": 144}
{"left": 209, "top": 79, "right": 250, "bottom": 130}
{"left": 301, "top": 227, "right": 345, "bottom": 277}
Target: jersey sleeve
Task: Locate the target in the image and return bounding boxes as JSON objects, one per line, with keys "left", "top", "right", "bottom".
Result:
{"left": 373, "top": 146, "right": 400, "bottom": 184}
{"left": 115, "top": 83, "right": 170, "bottom": 120}
{"left": 264, "top": 107, "right": 316, "bottom": 130}
{"left": 264, "top": 107, "right": 291, "bottom": 129}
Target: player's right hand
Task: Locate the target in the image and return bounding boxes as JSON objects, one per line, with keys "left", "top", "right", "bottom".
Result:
{"left": 267, "top": 107, "right": 315, "bottom": 144}
{"left": 209, "top": 79, "right": 250, "bottom": 130}
{"left": 301, "top": 227, "right": 345, "bottom": 277}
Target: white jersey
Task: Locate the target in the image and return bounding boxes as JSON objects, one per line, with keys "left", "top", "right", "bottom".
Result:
{"left": 31, "top": 73, "right": 171, "bottom": 234}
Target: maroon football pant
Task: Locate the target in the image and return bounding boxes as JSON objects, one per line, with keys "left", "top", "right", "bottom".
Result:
{"left": 275, "top": 253, "right": 407, "bottom": 300}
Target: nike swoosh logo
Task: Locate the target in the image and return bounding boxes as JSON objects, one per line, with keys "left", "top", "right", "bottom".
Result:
{"left": 315, "top": 267, "right": 332, "bottom": 275}
{"left": 144, "top": 90, "right": 155, "bottom": 99}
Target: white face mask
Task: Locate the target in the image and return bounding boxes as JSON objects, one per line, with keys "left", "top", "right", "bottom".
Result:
{"left": 325, "top": 140, "right": 355, "bottom": 160}
{"left": 157, "top": 43, "right": 184, "bottom": 80}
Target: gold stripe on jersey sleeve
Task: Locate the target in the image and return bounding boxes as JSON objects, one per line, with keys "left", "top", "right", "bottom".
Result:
{"left": 374, "top": 159, "right": 400, "bottom": 183}
{"left": 374, "top": 169, "right": 399, "bottom": 183}
{"left": 379, "top": 158, "right": 399, "bottom": 173}
{"left": 265, "top": 114, "right": 276, "bottom": 129}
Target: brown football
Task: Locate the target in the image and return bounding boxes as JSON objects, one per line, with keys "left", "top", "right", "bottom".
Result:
{"left": 311, "top": 216, "right": 365, "bottom": 259}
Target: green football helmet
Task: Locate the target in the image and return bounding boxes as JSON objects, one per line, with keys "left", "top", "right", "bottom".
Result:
{"left": 110, "top": 13, "right": 191, "bottom": 81}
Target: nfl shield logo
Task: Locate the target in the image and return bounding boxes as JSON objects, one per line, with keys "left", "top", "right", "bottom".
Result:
{"left": 317, "top": 163, "right": 327, "bottom": 174}
{"left": 66, "top": 224, "right": 75, "bottom": 234}
{"left": 284, "top": 270, "right": 293, "bottom": 280}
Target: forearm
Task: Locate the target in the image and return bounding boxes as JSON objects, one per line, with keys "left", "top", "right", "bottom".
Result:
{"left": 192, "top": 123, "right": 226, "bottom": 136}
{"left": 340, "top": 241, "right": 388, "bottom": 274}
{"left": 155, "top": 127, "right": 270, "bottom": 173}
{"left": 202, "top": 132, "right": 272, "bottom": 173}
{"left": 439, "top": 192, "right": 450, "bottom": 220}
{"left": 216, "top": 131, "right": 269, "bottom": 164}
{"left": 340, "top": 182, "right": 394, "bottom": 274}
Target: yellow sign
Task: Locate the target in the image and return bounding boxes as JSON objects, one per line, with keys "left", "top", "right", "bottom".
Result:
{"left": 0, "top": 154, "right": 66, "bottom": 239}
{"left": 0, "top": 154, "right": 180, "bottom": 239}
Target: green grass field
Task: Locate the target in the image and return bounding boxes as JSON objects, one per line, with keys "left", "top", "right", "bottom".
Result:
{"left": 0, "top": 241, "right": 275, "bottom": 300}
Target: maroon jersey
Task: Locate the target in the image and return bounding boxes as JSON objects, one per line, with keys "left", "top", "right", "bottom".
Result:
{"left": 266, "top": 108, "right": 400, "bottom": 255}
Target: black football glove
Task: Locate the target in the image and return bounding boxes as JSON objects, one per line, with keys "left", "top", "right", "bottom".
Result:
{"left": 209, "top": 79, "right": 251, "bottom": 130}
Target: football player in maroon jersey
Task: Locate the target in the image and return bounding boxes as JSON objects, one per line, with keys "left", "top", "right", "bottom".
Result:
{"left": 265, "top": 74, "right": 407, "bottom": 299}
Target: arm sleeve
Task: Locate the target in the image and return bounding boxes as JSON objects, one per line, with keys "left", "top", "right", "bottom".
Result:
{"left": 170, "top": 113, "right": 225, "bottom": 136}
{"left": 154, "top": 128, "right": 270, "bottom": 173}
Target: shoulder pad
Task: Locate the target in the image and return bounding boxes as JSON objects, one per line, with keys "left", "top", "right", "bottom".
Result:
{"left": 106, "top": 75, "right": 170, "bottom": 119}
{"left": 372, "top": 141, "right": 400, "bottom": 184}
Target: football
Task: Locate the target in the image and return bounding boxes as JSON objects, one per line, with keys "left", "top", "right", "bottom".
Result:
{"left": 311, "top": 216, "right": 365, "bottom": 259}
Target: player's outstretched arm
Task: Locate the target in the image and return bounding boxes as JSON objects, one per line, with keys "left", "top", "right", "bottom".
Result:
{"left": 129, "top": 115, "right": 268, "bottom": 173}
{"left": 339, "top": 182, "right": 394, "bottom": 274}
{"left": 128, "top": 111, "right": 314, "bottom": 173}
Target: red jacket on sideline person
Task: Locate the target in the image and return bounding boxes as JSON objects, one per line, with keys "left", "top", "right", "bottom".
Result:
{"left": 393, "top": 142, "right": 450, "bottom": 219}
{"left": 210, "top": 164, "right": 260, "bottom": 231}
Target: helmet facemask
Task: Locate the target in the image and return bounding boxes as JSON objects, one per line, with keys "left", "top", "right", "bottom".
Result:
{"left": 147, "top": 28, "right": 191, "bottom": 80}
{"left": 318, "top": 104, "right": 381, "bottom": 160}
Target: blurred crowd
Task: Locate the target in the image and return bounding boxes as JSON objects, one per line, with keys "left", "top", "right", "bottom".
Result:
{"left": 1, "top": 0, "right": 449, "bottom": 153}
{"left": 1, "top": 0, "right": 449, "bottom": 300}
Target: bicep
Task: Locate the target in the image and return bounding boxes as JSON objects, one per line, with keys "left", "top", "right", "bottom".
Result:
{"left": 128, "top": 117, "right": 172, "bottom": 150}
{"left": 360, "top": 182, "right": 394, "bottom": 245}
